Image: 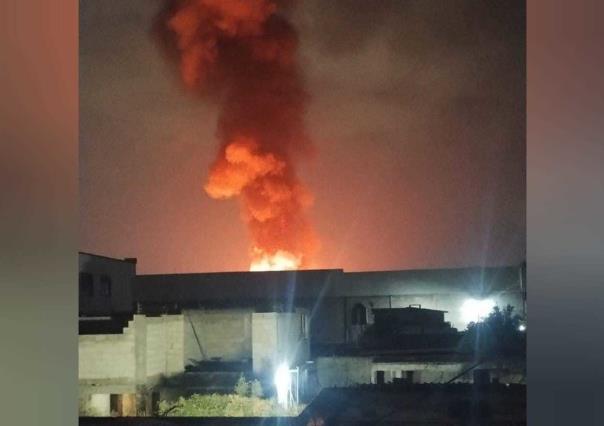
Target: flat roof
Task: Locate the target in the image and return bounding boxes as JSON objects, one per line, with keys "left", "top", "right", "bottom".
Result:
{"left": 373, "top": 307, "right": 449, "bottom": 313}
{"left": 79, "top": 251, "right": 134, "bottom": 263}
{"left": 133, "top": 265, "right": 523, "bottom": 303}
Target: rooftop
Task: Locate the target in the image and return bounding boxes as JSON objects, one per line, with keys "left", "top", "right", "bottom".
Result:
{"left": 133, "top": 265, "right": 523, "bottom": 304}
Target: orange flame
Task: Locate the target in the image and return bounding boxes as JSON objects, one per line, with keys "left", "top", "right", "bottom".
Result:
{"left": 250, "top": 248, "right": 301, "bottom": 271}
{"left": 160, "top": 0, "right": 319, "bottom": 271}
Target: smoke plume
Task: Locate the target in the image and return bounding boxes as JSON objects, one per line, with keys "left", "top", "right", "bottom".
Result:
{"left": 158, "top": 0, "right": 319, "bottom": 270}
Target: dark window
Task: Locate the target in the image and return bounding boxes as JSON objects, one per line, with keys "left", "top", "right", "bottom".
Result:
{"left": 351, "top": 303, "right": 367, "bottom": 325}
{"left": 376, "top": 370, "right": 385, "bottom": 385}
{"left": 400, "top": 370, "right": 417, "bottom": 384}
{"left": 100, "top": 274, "right": 112, "bottom": 297}
{"left": 79, "top": 272, "right": 93, "bottom": 297}
{"left": 110, "top": 394, "right": 120, "bottom": 416}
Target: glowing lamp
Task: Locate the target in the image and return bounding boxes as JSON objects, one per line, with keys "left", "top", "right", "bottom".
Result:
{"left": 461, "top": 298, "right": 495, "bottom": 323}
{"left": 518, "top": 324, "right": 526, "bottom": 332}
{"left": 274, "top": 363, "right": 291, "bottom": 407}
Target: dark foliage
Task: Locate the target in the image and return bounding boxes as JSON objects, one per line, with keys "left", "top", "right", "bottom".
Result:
{"left": 461, "top": 305, "right": 526, "bottom": 358}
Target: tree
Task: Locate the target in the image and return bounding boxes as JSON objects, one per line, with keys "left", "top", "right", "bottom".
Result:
{"left": 250, "top": 379, "right": 264, "bottom": 398}
{"left": 462, "top": 305, "right": 526, "bottom": 358}
{"left": 234, "top": 374, "right": 250, "bottom": 397}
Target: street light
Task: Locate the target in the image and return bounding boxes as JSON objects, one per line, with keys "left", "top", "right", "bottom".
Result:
{"left": 274, "top": 363, "right": 291, "bottom": 407}
{"left": 461, "top": 298, "right": 495, "bottom": 323}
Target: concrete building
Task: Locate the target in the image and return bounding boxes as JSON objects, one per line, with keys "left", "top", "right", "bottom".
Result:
{"left": 313, "top": 305, "right": 525, "bottom": 389}
{"left": 78, "top": 311, "right": 309, "bottom": 415}
{"left": 315, "top": 354, "right": 525, "bottom": 389}
{"left": 79, "top": 314, "right": 184, "bottom": 416}
{"left": 79, "top": 252, "right": 136, "bottom": 316}
{"left": 180, "top": 308, "right": 309, "bottom": 375}
{"left": 78, "top": 253, "right": 526, "bottom": 415}
{"left": 133, "top": 265, "right": 525, "bottom": 350}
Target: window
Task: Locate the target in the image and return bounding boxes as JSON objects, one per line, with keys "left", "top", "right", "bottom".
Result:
{"left": 109, "top": 394, "right": 120, "bottom": 416}
{"left": 400, "top": 370, "right": 417, "bottom": 384}
{"left": 351, "top": 303, "right": 367, "bottom": 325}
{"left": 100, "top": 274, "right": 112, "bottom": 297}
{"left": 79, "top": 272, "right": 93, "bottom": 297}
{"left": 110, "top": 394, "right": 136, "bottom": 416}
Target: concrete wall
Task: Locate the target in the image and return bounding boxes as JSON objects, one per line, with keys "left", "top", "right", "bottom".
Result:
{"left": 79, "top": 253, "right": 135, "bottom": 315}
{"left": 251, "top": 313, "right": 278, "bottom": 377}
{"left": 183, "top": 309, "right": 252, "bottom": 365}
{"left": 145, "top": 315, "right": 184, "bottom": 379}
{"left": 79, "top": 327, "right": 136, "bottom": 381}
{"left": 316, "top": 356, "right": 525, "bottom": 388}
{"left": 79, "top": 315, "right": 184, "bottom": 416}
{"left": 88, "top": 394, "right": 110, "bottom": 416}
{"left": 277, "top": 311, "right": 310, "bottom": 367}
{"left": 252, "top": 312, "right": 310, "bottom": 377}
{"left": 316, "top": 357, "right": 373, "bottom": 387}
{"left": 371, "top": 362, "right": 469, "bottom": 384}
{"left": 317, "top": 357, "right": 466, "bottom": 387}
{"left": 79, "top": 315, "right": 184, "bottom": 395}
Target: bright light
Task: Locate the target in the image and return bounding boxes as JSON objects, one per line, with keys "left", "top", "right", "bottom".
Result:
{"left": 461, "top": 298, "right": 496, "bottom": 323}
{"left": 274, "top": 363, "right": 291, "bottom": 407}
{"left": 518, "top": 324, "right": 526, "bottom": 332}
{"left": 250, "top": 249, "right": 301, "bottom": 271}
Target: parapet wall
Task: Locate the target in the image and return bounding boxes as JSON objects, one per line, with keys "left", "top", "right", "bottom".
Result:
{"left": 183, "top": 309, "right": 252, "bottom": 365}
{"left": 316, "top": 357, "right": 373, "bottom": 387}
{"left": 145, "top": 315, "right": 184, "bottom": 380}
{"left": 79, "top": 314, "right": 184, "bottom": 387}
{"left": 316, "top": 356, "right": 526, "bottom": 388}
{"left": 79, "top": 328, "right": 136, "bottom": 381}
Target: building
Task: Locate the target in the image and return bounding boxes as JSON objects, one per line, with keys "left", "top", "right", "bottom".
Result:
{"left": 133, "top": 265, "right": 526, "bottom": 351}
{"left": 78, "top": 253, "right": 526, "bottom": 416}
{"left": 79, "top": 309, "right": 309, "bottom": 416}
{"left": 79, "top": 314, "right": 184, "bottom": 416}
{"left": 79, "top": 252, "right": 136, "bottom": 316}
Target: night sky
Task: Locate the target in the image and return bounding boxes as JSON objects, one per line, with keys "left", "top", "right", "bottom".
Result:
{"left": 79, "top": 0, "right": 525, "bottom": 274}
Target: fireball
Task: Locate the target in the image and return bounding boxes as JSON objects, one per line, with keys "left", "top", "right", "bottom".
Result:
{"left": 250, "top": 249, "right": 301, "bottom": 271}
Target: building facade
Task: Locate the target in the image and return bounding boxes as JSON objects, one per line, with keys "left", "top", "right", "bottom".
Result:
{"left": 133, "top": 265, "right": 526, "bottom": 350}
{"left": 79, "top": 252, "right": 136, "bottom": 316}
{"left": 78, "top": 253, "right": 526, "bottom": 415}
